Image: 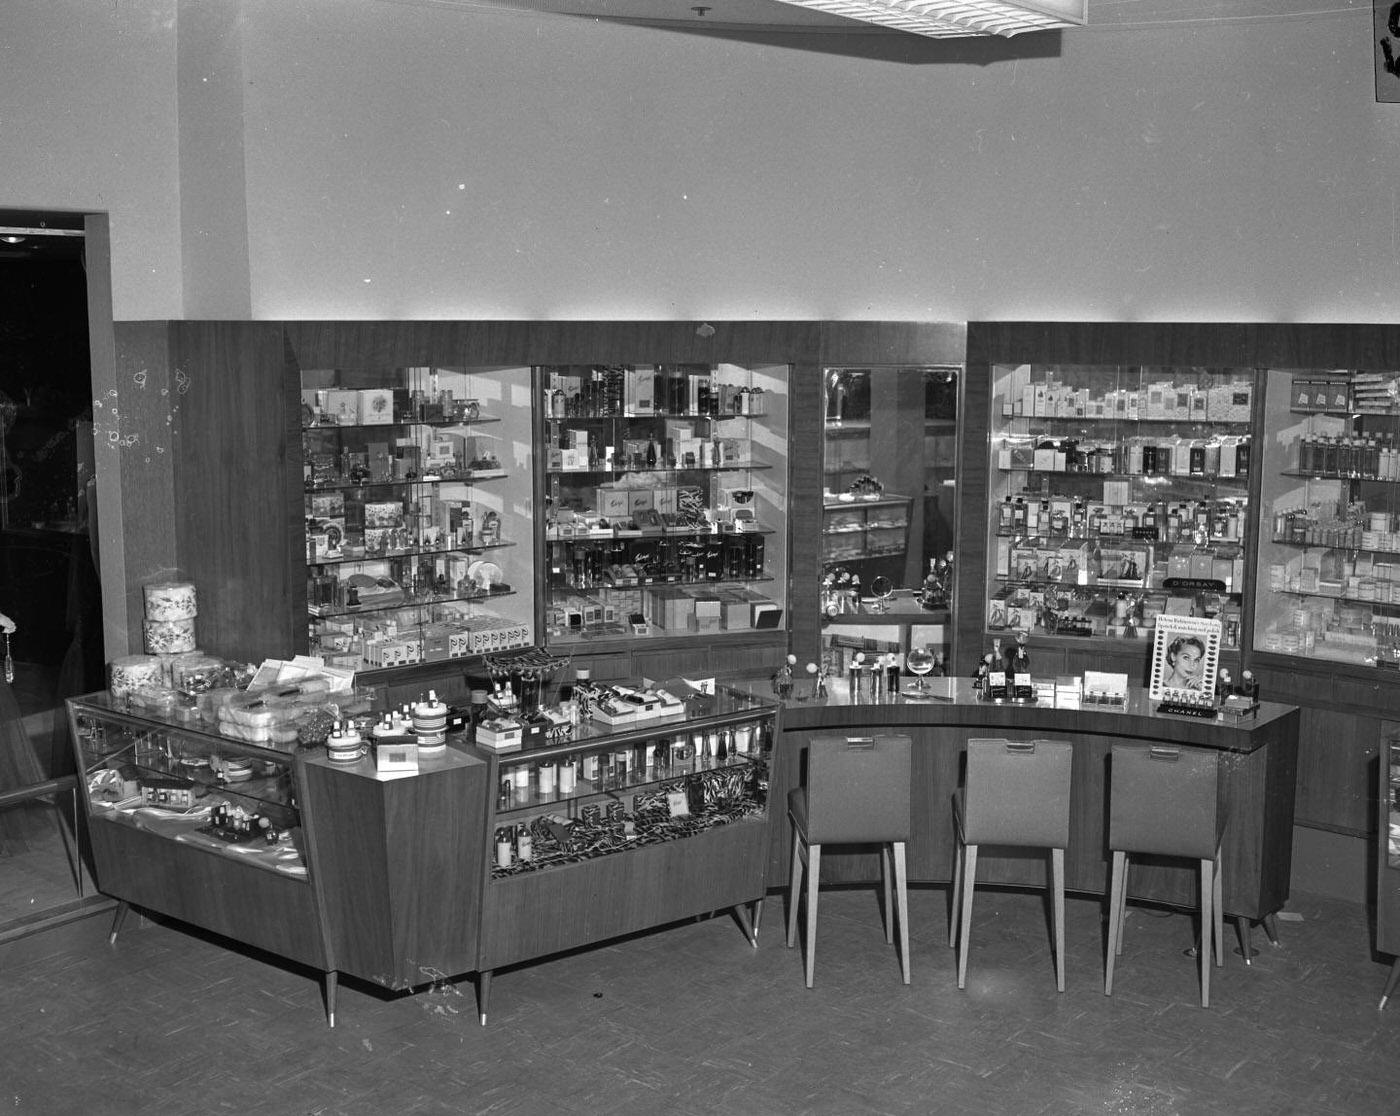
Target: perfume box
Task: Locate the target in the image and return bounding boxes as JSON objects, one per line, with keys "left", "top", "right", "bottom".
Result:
{"left": 357, "top": 389, "right": 394, "bottom": 425}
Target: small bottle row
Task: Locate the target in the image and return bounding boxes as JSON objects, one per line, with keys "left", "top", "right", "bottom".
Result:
{"left": 997, "top": 434, "right": 1251, "bottom": 479}
{"left": 1295, "top": 432, "right": 1400, "bottom": 480}
{"left": 997, "top": 494, "right": 1248, "bottom": 544}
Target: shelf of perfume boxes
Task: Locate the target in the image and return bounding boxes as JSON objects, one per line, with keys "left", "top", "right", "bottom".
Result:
{"left": 545, "top": 462, "right": 770, "bottom": 477}
{"left": 304, "top": 470, "right": 508, "bottom": 492}
{"left": 1280, "top": 470, "right": 1400, "bottom": 484}
{"left": 307, "top": 539, "right": 515, "bottom": 569}
{"left": 1001, "top": 413, "right": 1253, "bottom": 427}
{"left": 1264, "top": 584, "right": 1400, "bottom": 611}
{"left": 1269, "top": 532, "right": 1400, "bottom": 558}
{"left": 996, "top": 467, "right": 1248, "bottom": 485}
{"left": 308, "top": 586, "right": 516, "bottom": 620}
{"left": 302, "top": 414, "right": 501, "bottom": 435}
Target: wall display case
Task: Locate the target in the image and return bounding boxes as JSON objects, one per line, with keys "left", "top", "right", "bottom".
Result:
{"left": 300, "top": 365, "right": 534, "bottom": 674}
{"left": 1254, "top": 369, "right": 1400, "bottom": 669}
{"left": 985, "top": 364, "right": 1255, "bottom": 653}
{"left": 820, "top": 366, "right": 960, "bottom": 674}
{"left": 1379, "top": 729, "right": 1400, "bottom": 1007}
{"left": 537, "top": 364, "right": 788, "bottom": 650}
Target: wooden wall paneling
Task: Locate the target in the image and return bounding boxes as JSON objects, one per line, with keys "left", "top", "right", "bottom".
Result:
{"left": 1290, "top": 705, "right": 1378, "bottom": 837}
{"left": 169, "top": 322, "right": 297, "bottom": 664}
{"left": 787, "top": 362, "right": 825, "bottom": 665}
{"left": 952, "top": 360, "right": 992, "bottom": 677}
{"left": 110, "top": 322, "right": 182, "bottom": 655}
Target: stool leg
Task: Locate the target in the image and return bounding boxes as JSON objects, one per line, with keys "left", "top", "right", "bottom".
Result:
{"left": 804, "top": 844, "right": 822, "bottom": 989}
{"left": 1115, "top": 855, "right": 1129, "bottom": 956}
{"left": 789, "top": 823, "right": 800, "bottom": 946}
{"left": 1379, "top": 957, "right": 1400, "bottom": 1010}
{"left": 893, "top": 842, "right": 910, "bottom": 985}
{"left": 881, "top": 844, "right": 894, "bottom": 944}
{"left": 949, "top": 832, "right": 964, "bottom": 948}
{"left": 1105, "top": 850, "right": 1127, "bottom": 995}
{"left": 786, "top": 826, "right": 804, "bottom": 949}
{"left": 1051, "top": 846, "right": 1066, "bottom": 993}
{"left": 956, "top": 844, "right": 978, "bottom": 989}
{"left": 1212, "top": 853, "right": 1225, "bottom": 969}
{"left": 1198, "top": 855, "right": 1213, "bottom": 1008}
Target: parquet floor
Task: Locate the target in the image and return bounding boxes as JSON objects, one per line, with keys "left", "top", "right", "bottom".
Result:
{"left": 3, "top": 884, "right": 1400, "bottom": 1116}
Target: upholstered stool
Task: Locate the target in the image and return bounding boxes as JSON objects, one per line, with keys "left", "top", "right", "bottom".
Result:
{"left": 1105, "top": 743, "right": 1225, "bottom": 1008}
{"left": 786, "top": 733, "right": 913, "bottom": 988}
{"left": 950, "top": 738, "right": 1073, "bottom": 991}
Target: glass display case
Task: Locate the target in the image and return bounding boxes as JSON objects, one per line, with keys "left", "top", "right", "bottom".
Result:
{"left": 70, "top": 692, "right": 308, "bottom": 876}
{"left": 1254, "top": 369, "right": 1400, "bottom": 668}
{"left": 986, "top": 364, "right": 1255, "bottom": 650}
{"left": 820, "top": 366, "right": 960, "bottom": 676}
{"left": 537, "top": 364, "right": 788, "bottom": 648}
{"left": 486, "top": 682, "right": 773, "bottom": 879}
{"left": 300, "top": 365, "right": 534, "bottom": 673}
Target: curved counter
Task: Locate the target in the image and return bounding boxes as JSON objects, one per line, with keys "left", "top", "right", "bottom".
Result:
{"left": 765, "top": 680, "right": 1299, "bottom": 925}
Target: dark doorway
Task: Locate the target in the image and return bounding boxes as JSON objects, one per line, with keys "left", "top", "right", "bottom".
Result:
{"left": 0, "top": 209, "right": 103, "bottom": 774}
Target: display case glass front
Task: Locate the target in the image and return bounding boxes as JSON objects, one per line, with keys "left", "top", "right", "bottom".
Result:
{"left": 70, "top": 693, "right": 308, "bottom": 877}
{"left": 537, "top": 364, "right": 788, "bottom": 647}
{"left": 1254, "top": 369, "right": 1400, "bottom": 667}
{"left": 486, "top": 683, "right": 773, "bottom": 877}
{"left": 986, "top": 364, "right": 1255, "bottom": 650}
{"left": 300, "top": 365, "right": 534, "bottom": 673}
{"left": 820, "top": 365, "right": 960, "bottom": 675}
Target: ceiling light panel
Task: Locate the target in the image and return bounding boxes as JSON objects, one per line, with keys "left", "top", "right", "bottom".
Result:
{"left": 769, "top": 0, "right": 1087, "bottom": 38}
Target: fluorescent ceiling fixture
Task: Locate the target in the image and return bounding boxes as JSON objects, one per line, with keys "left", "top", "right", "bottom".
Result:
{"left": 769, "top": 0, "right": 1087, "bottom": 38}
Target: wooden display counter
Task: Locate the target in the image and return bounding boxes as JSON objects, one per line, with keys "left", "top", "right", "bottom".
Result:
{"left": 763, "top": 680, "right": 1299, "bottom": 948}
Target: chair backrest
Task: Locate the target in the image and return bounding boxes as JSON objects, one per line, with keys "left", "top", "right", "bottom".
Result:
{"left": 963, "top": 738, "right": 1073, "bottom": 849}
{"left": 1109, "top": 744, "right": 1222, "bottom": 859}
{"left": 805, "top": 734, "right": 913, "bottom": 845}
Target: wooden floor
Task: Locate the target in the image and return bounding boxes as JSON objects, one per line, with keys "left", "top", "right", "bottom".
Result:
{"left": 3, "top": 884, "right": 1400, "bottom": 1116}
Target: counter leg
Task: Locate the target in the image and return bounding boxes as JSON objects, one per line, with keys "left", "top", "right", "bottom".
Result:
{"left": 1262, "top": 912, "right": 1281, "bottom": 947}
{"left": 1379, "top": 958, "right": 1400, "bottom": 1010}
{"left": 323, "top": 970, "right": 337, "bottom": 1028}
{"left": 1234, "top": 915, "right": 1254, "bottom": 964}
{"left": 751, "top": 897, "right": 764, "bottom": 940}
{"left": 732, "top": 902, "right": 757, "bottom": 948}
{"left": 107, "top": 899, "right": 129, "bottom": 945}
{"left": 478, "top": 970, "right": 492, "bottom": 1026}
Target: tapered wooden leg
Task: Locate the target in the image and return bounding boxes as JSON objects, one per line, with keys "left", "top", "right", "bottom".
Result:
{"left": 881, "top": 844, "right": 894, "bottom": 944}
{"left": 752, "top": 897, "right": 764, "bottom": 941}
{"left": 1262, "top": 912, "right": 1281, "bottom": 947}
{"left": 1051, "top": 847, "right": 1066, "bottom": 993}
{"left": 1212, "top": 854, "right": 1225, "bottom": 969}
{"left": 786, "top": 825, "right": 804, "bottom": 949}
{"left": 804, "top": 844, "right": 822, "bottom": 988}
{"left": 1198, "top": 856, "right": 1212, "bottom": 1008}
{"left": 1234, "top": 914, "right": 1254, "bottom": 964}
{"left": 1115, "top": 855, "right": 1129, "bottom": 956}
{"left": 477, "top": 969, "right": 492, "bottom": 1025}
{"left": 1379, "top": 958, "right": 1400, "bottom": 1010}
{"left": 949, "top": 834, "right": 964, "bottom": 948}
{"left": 108, "top": 899, "right": 130, "bottom": 945}
{"left": 1105, "top": 850, "right": 1127, "bottom": 995}
{"left": 323, "top": 970, "right": 338, "bottom": 1028}
{"left": 956, "top": 844, "right": 978, "bottom": 989}
{"left": 892, "top": 842, "right": 910, "bottom": 985}
{"left": 732, "top": 902, "right": 757, "bottom": 947}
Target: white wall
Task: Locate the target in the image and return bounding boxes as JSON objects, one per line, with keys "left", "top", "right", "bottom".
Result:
{"left": 0, "top": 0, "right": 183, "bottom": 320}
{"left": 3, "top": 1, "right": 1396, "bottom": 323}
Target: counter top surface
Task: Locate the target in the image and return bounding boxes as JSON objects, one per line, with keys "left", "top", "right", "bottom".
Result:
{"left": 742, "top": 677, "right": 1296, "bottom": 753}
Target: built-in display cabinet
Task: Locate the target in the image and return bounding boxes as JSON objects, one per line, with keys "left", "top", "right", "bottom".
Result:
{"left": 1254, "top": 369, "right": 1400, "bottom": 669}
{"left": 537, "top": 363, "right": 788, "bottom": 652}
{"left": 985, "top": 363, "right": 1255, "bottom": 653}
{"left": 299, "top": 365, "right": 534, "bottom": 673}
